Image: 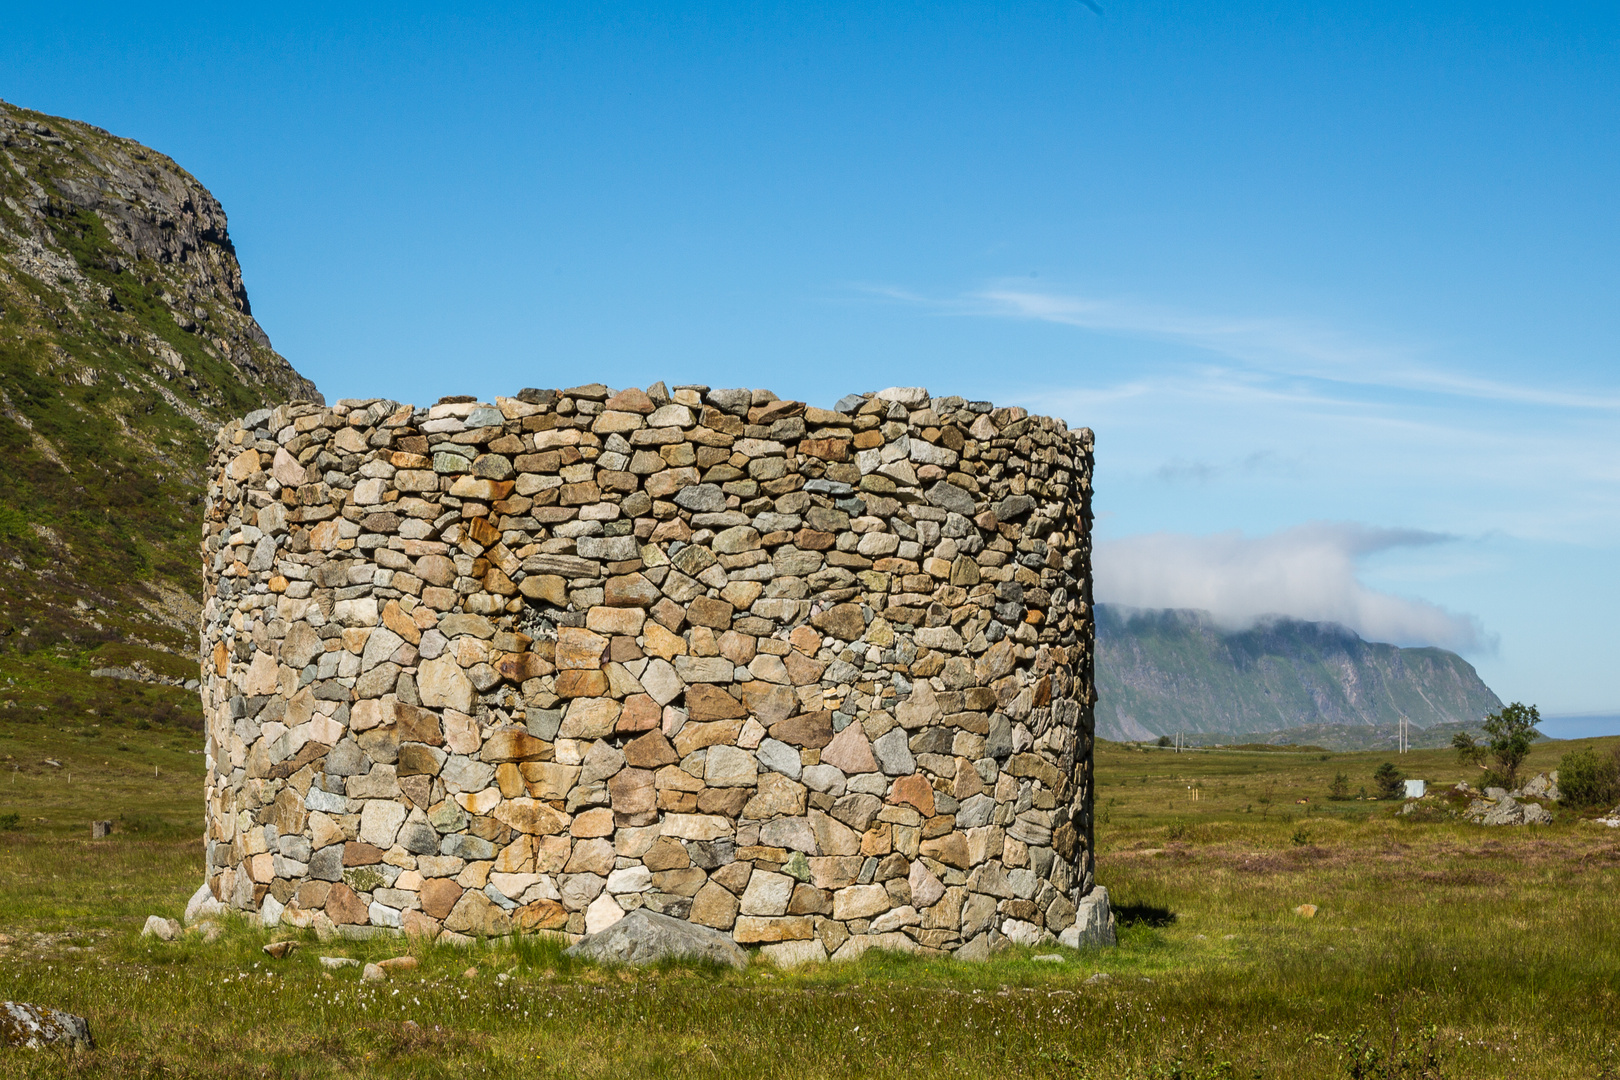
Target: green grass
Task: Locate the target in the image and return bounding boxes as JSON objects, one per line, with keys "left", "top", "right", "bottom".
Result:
{"left": 2, "top": 729, "right": 1618, "bottom": 1077}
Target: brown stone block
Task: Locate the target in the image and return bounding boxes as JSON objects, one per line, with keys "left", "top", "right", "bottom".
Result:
{"left": 494, "top": 798, "right": 571, "bottom": 836}
{"left": 734, "top": 915, "right": 814, "bottom": 944}
{"left": 811, "top": 602, "right": 865, "bottom": 641}
{"left": 325, "top": 883, "right": 368, "bottom": 925}
{"left": 673, "top": 718, "right": 744, "bottom": 756}
{"left": 860, "top": 823, "right": 893, "bottom": 857}
{"left": 820, "top": 723, "right": 878, "bottom": 774}
{"left": 559, "top": 481, "right": 601, "bottom": 505}
{"left": 392, "top": 702, "right": 444, "bottom": 746}
{"left": 768, "top": 710, "right": 833, "bottom": 749}
{"left": 482, "top": 730, "right": 552, "bottom": 763}
{"left": 520, "top": 574, "right": 569, "bottom": 605}
{"left": 684, "top": 685, "right": 748, "bottom": 723}
{"left": 920, "top": 831, "right": 971, "bottom": 870}
{"left": 609, "top": 768, "right": 657, "bottom": 820}
{"left": 799, "top": 437, "right": 850, "bottom": 462}
{"left": 689, "top": 880, "right": 740, "bottom": 929}
{"left": 571, "top": 807, "right": 615, "bottom": 838}
{"left": 559, "top": 697, "right": 621, "bottom": 739}
{"left": 686, "top": 596, "right": 734, "bottom": 630}
{"left": 888, "top": 773, "right": 937, "bottom": 817}
{"left": 555, "top": 669, "right": 609, "bottom": 699}
{"left": 420, "top": 877, "right": 464, "bottom": 920}
{"left": 623, "top": 729, "right": 679, "bottom": 769}
{"left": 444, "top": 890, "right": 512, "bottom": 936}
{"left": 642, "top": 836, "right": 690, "bottom": 871}
{"left": 555, "top": 627, "right": 609, "bottom": 669}
{"left": 495, "top": 651, "right": 554, "bottom": 683}
{"left": 604, "top": 572, "right": 660, "bottom": 607}
{"left": 738, "top": 681, "right": 798, "bottom": 725}
{"left": 513, "top": 899, "right": 570, "bottom": 931}
{"left": 658, "top": 790, "right": 698, "bottom": 812}
{"left": 697, "top": 787, "right": 750, "bottom": 817}
{"left": 343, "top": 842, "right": 385, "bottom": 867}
{"left": 650, "top": 866, "right": 707, "bottom": 896}
{"left": 616, "top": 694, "right": 662, "bottom": 735}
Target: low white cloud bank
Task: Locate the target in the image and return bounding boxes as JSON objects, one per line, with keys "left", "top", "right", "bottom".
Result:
{"left": 1093, "top": 522, "right": 1490, "bottom": 652}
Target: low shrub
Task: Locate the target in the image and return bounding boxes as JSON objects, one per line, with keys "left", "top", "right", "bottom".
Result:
{"left": 1557, "top": 746, "right": 1620, "bottom": 809}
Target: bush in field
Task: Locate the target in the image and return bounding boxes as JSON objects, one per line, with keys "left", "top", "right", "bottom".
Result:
{"left": 1482, "top": 702, "right": 1541, "bottom": 789}
{"left": 1452, "top": 730, "right": 1486, "bottom": 768}
{"left": 1373, "top": 762, "right": 1405, "bottom": 800}
{"left": 1329, "top": 772, "right": 1351, "bottom": 800}
{"left": 1557, "top": 746, "right": 1620, "bottom": 809}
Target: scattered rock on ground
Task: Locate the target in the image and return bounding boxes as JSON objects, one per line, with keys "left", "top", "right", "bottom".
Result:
{"left": 1033, "top": 953, "right": 1065, "bottom": 963}
{"left": 1084, "top": 972, "right": 1111, "bottom": 985}
{"left": 141, "top": 916, "right": 179, "bottom": 941}
{"left": 361, "top": 963, "right": 385, "bottom": 982}
{"left": 1294, "top": 904, "right": 1318, "bottom": 918}
{"left": 262, "top": 941, "right": 297, "bottom": 959}
{"left": 564, "top": 909, "right": 748, "bottom": 970}
{"left": 319, "top": 956, "right": 360, "bottom": 969}
{"left": 1060, "top": 886, "right": 1116, "bottom": 948}
{"left": 1, "top": 1002, "right": 94, "bottom": 1051}
{"left": 377, "top": 956, "right": 418, "bottom": 973}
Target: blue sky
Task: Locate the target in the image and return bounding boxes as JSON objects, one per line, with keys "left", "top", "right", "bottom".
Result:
{"left": 7, "top": 2, "right": 1618, "bottom": 717}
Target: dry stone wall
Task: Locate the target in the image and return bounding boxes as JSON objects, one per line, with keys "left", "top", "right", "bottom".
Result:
{"left": 200, "top": 383, "right": 1096, "bottom": 959}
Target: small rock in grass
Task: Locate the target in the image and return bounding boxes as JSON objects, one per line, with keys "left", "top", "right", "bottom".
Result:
{"left": 377, "top": 956, "right": 418, "bottom": 973}
{"left": 1033, "top": 953, "right": 1064, "bottom": 963}
{"left": 1084, "top": 973, "right": 1110, "bottom": 985}
{"left": 1, "top": 1001, "right": 94, "bottom": 1051}
{"left": 141, "top": 916, "right": 180, "bottom": 941}
{"left": 1294, "top": 904, "right": 1318, "bottom": 918}
{"left": 462, "top": 967, "right": 478, "bottom": 979}
{"left": 188, "top": 921, "right": 222, "bottom": 943}
{"left": 262, "top": 941, "right": 297, "bottom": 959}
{"left": 362, "top": 963, "right": 385, "bottom": 982}
{"left": 319, "top": 956, "right": 361, "bottom": 970}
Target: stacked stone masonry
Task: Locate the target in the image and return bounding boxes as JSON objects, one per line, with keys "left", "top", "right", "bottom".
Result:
{"left": 201, "top": 383, "right": 1096, "bottom": 958}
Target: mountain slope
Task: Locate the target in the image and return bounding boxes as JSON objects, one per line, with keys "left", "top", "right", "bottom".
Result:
{"left": 0, "top": 99, "right": 318, "bottom": 676}
{"left": 1096, "top": 605, "right": 1503, "bottom": 742}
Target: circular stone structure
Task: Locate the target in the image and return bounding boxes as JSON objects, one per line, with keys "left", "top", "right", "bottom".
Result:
{"left": 199, "top": 384, "right": 1096, "bottom": 957}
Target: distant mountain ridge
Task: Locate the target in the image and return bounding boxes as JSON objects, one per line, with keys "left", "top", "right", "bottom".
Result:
{"left": 1096, "top": 604, "right": 1503, "bottom": 742}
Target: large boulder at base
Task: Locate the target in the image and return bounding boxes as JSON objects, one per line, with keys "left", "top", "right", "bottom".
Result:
{"left": 1059, "top": 886, "right": 1117, "bottom": 949}
{"left": 185, "top": 882, "right": 226, "bottom": 925}
{"left": 563, "top": 909, "right": 748, "bottom": 970}
{"left": 1, "top": 1002, "right": 94, "bottom": 1051}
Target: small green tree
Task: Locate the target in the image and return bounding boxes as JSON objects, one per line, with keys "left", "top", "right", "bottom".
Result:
{"left": 1328, "top": 772, "right": 1351, "bottom": 800}
{"left": 1451, "top": 730, "right": 1486, "bottom": 768}
{"left": 1373, "top": 761, "right": 1405, "bottom": 800}
{"left": 1482, "top": 702, "right": 1541, "bottom": 789}
{"left": 1156, "top": 735, "right": 1172, "bottom": 748}
{"left": 1557, "top": 746, "right": 1620, "bottom": 809}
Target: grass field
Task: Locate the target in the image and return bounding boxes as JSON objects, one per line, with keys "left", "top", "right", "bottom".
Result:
{"left": 3, "top": 704, "right": 1618, "bottom": 1078}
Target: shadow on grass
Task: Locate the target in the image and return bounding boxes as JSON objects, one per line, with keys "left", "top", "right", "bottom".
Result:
{"left": 1115, "top": 903, "right": 1176, "bottom": 928}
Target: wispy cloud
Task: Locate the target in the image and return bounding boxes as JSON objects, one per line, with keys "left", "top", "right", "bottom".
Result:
{"left": 1094, "top": 523, "right": 1492, "bottom": 653}
{"left": 873, "top": 283, "right": 1620, "bottom": 412}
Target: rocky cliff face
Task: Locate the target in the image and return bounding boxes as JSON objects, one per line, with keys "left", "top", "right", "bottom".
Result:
{"left": 1096, "top": 605, "right": 1503, "bottom": 743}
{"left": 0, "top": 99, "right": 319, "bottom": 666}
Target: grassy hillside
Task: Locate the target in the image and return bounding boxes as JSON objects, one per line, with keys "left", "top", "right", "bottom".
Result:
{"left": 0, "top": 99, "right": 319, "bottom": 731}
{"left": 1098, "top": 605, "right": 1504, "bottom": 744}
